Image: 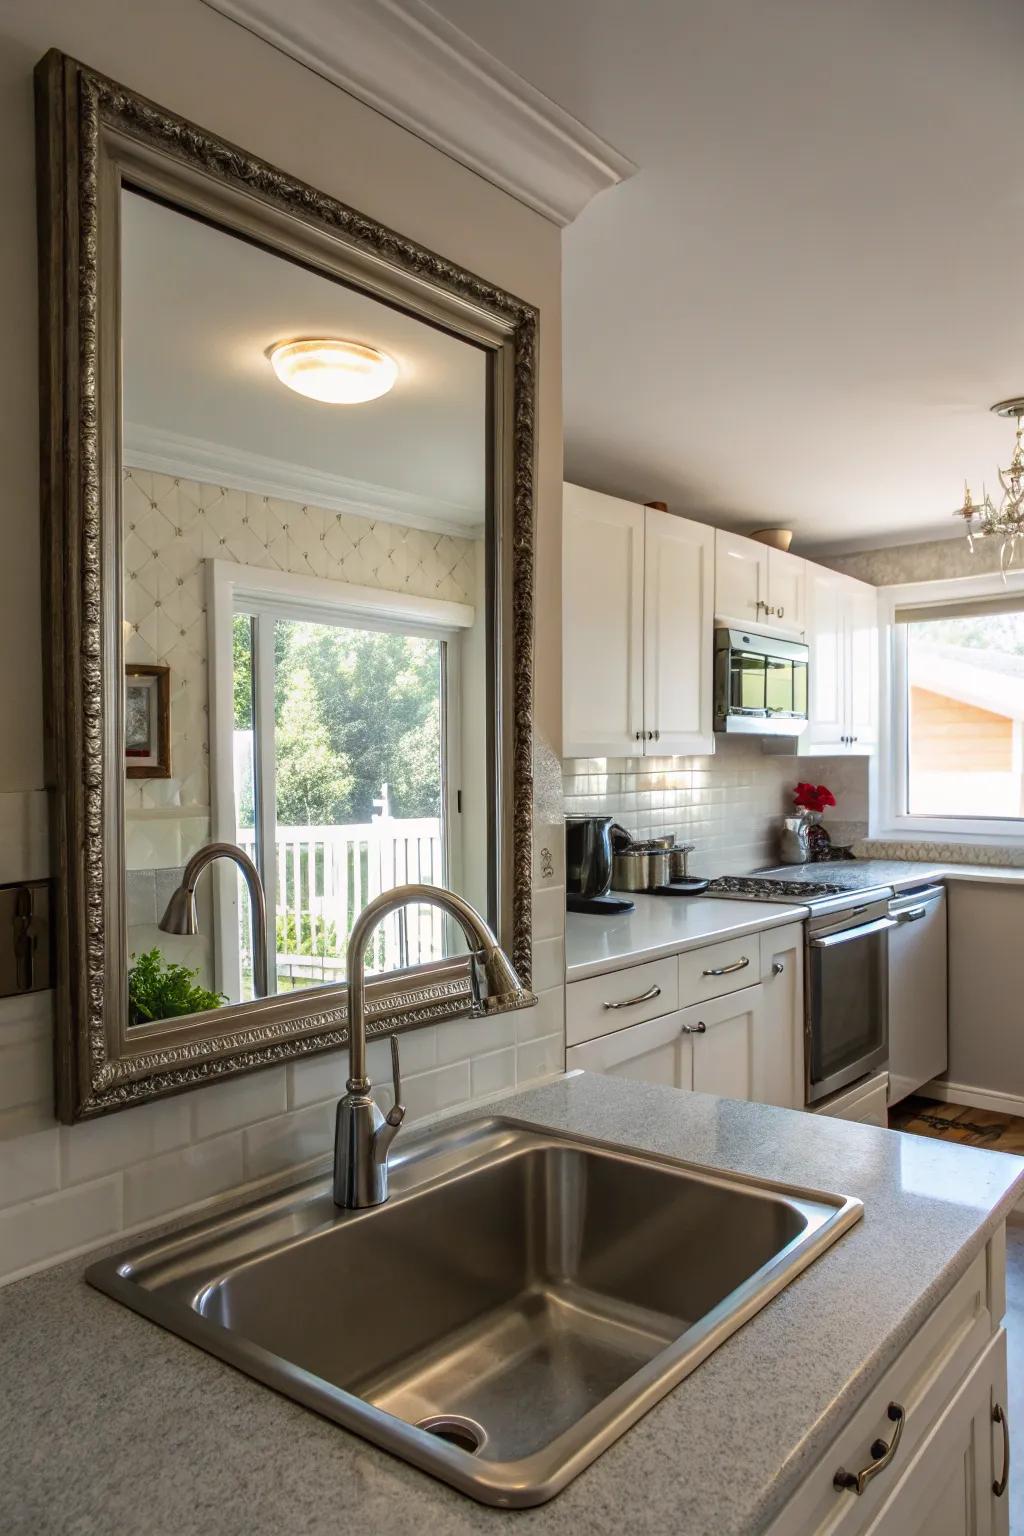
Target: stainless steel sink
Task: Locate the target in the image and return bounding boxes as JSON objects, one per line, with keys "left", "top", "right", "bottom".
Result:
{"left": 87, "top": 1117, "right": 861, "bottom": 1506}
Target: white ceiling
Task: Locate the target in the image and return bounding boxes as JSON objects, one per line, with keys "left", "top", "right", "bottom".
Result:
{"left": 121, "top": 190, "right": 486, "bottom": 531}
{"left": 427, "top": 0, "right": 1024, "bottom": 554}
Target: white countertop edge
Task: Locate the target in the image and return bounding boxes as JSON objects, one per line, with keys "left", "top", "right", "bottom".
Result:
{"left": 565, "top": 900, "right": 809, "bottom": 983}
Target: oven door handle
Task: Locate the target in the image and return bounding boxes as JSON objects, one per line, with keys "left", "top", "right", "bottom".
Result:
{"left": 810, "top": 916, "right": 897, "bottom": 949}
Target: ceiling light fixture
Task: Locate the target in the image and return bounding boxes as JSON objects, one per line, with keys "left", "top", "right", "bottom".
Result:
{"left": 955, "top": 398, "right": 1024, "bottom": 573}
{"left": 268, "top": 339, "right": 398, "bottom": 405}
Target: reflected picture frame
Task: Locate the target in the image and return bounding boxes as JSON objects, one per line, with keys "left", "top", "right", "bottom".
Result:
{"left": 124, "top": 664, "right": 171, "bottom": 778}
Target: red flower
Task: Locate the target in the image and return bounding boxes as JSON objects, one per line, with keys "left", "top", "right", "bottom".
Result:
{"left": 793, "top": 781, "right": 836, "bottom": 814}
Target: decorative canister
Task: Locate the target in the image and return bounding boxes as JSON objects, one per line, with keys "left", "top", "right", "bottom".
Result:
{"left": 779, "top": 816, "right": 812, "bottom": 864}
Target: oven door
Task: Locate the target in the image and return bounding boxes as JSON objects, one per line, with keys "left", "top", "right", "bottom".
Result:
{"left": 806, "top": 915, "right": 894, "bottom": 1103}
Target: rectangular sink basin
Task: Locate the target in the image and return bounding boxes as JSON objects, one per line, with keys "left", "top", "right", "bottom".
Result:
{"left": 87, "top": 1117, "right": 861, "bottom": 1506}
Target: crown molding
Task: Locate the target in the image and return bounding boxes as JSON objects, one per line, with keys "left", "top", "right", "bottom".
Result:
{"left": 202, "top": 0, "right": 637, "bottom": 226}
{"left": 123, "top": 423, "right": 484, "bottom": 540}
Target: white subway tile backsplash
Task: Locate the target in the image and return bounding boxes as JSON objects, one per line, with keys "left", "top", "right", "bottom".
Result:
{"left": 124, "top": 1131, "right": 245, "bottom": 1225}
{"left": 60, "top": 1095, "right": 193, "bottom": 1186}
{"left": 243, "top": 1102, "right": 334, "bottom": 1182}
{"left": 0, "top": 1176, "right": 122, "bottom": 1278}
{"left": 402, "top": 1061, "right": 472, "bottom": 1121}
{"left": 0, "top": 1126, "right": 60, "bottom": 1208}
{"left": 191, "top": 1066, "right": 288, "bottom": 1140}
{"left": 531, "top": 935, "right": 564, "bottom": 992}
{"left": 515, "top": 984, "right": 564, "bottom": 1043}
{"left": 516, "top": 1034, "right": 564, "bottom": 1084}
{"left": 435, "top": 1012, "right": 516, "bottom": 1066}
{"left": 470, "top": 1048, "right": 517, "bottom": 1098}
{"left": 0, "top": 1035, "right": 52, "bottom": 1114}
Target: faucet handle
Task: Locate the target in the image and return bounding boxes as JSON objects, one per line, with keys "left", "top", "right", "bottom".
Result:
{"left": 385, "top": 1033, "right": 405, "bottom": 1129}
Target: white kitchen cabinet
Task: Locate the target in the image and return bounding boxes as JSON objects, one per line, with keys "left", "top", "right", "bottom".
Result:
{"left": 562, "top": 483, "right": 644, "bottom": 757}
{"left": 562, "top": 484, "right": 714, "bottom": 757}
{"left": 566, "top": 1009, "right": 694, "bottom": 1089}
{"left": 757, "top": 921, "right": 805, "bottom": 1110}
{"left": 642, "top": 505, "right": 715, "bottom": 753}
{"left": 796, "top": 566, "right": 879, "bottom": 755}
{"left": 714, "top": 529, "right": 807, "bottom": 636}
{"left": 867, "top": 1330, "right": 1007, "bottom": 1536}
{"left": 566, "top": 925, "right": 806, "bottom": 1110}
{"left": 686, "top": 987, "right": 764, "bottom": 1100}
{"left": 770, "top": 1241, "right": 1010, "bottom": 1536}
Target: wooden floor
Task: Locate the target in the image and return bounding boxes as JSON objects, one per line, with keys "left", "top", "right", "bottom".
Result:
{"left": 888, "top": 1095, "right": 1024, "bottom": 1154}
{"left": 891, "top": 1097, "right": 1024, "bottom": 1531}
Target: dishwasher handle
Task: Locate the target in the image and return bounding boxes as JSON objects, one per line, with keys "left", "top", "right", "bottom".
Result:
{"left": 810, "top": 916, "right": 897, "bottom": 950}
{"left": 889, "top": 886, "right": 944, "bottom": 920}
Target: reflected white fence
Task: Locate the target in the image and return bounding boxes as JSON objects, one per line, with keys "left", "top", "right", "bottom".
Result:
{"left": 237, "top": 819, "right": 445, "bottom": 990}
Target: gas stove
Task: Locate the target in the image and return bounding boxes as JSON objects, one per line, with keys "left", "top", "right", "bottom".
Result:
{"left": 703, "top": 874, "right": 893, "bottom": 913}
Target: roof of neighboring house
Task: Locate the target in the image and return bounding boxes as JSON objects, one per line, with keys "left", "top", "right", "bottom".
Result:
{"left": 911, "top": 642, "right": 1024, "bottom": 723}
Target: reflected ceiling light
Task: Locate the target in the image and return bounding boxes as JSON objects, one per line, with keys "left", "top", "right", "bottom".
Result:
{"left": 268, "top": 339, "right": 398, "bottom": 404}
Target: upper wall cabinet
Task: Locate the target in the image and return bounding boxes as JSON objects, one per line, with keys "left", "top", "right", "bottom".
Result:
{"left": 714, "top": 529, "right": 807, "bottom": 637}
{"left": 799, "top": 566, "right": 879, "bottom": 755}
{"left": 563, "top": 485, "right": 714, "bottom": 758}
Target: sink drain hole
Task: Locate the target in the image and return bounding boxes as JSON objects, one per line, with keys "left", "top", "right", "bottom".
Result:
{"left": 416, "top": 1414, "right": 486, "bottom": 1454}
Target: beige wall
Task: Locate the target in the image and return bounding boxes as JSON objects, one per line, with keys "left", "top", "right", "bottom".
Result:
{"left": 0, "top": 0, "right": 564, "bottom": 1283}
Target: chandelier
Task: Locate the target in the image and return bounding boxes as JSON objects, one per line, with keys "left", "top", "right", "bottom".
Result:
{"left": 955, "top": 397, "right": 1024, "bottom": 573}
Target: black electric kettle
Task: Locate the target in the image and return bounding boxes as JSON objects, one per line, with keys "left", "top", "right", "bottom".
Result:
{"left": 565, "top": 817, "right": 634, "bottom": 914}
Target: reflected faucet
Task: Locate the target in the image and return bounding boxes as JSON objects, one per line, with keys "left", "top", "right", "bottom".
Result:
{"left": 158, "top": 841, "right": 269, "bottom": 999}
{"left": 334, "top": 882, "right": 535, "bottom": 1210}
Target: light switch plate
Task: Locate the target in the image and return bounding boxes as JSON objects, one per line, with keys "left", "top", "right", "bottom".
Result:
{"left": 0, "top": 880, "right": 53, "bottom": 997}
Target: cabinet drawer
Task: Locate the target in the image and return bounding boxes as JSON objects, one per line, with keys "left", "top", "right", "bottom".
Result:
{"left": 767, "top": 1245, "right": 993, "bottom": 1535}
{"left": 679, "top": 934, "right": 761, "bottom": 1006}
{"left": 566, "top": 957, "right": 678, "bottom": 1048}
{"left": 566, "top": 1010, "right": 694, "bottom": 1090}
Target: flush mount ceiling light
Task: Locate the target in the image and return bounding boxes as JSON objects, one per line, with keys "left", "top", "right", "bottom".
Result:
{"left": 955, "top": 398, "right": 1024, "bottom": 574}
{"left": 268, "top": 339, "right": 398, "bottom": 404}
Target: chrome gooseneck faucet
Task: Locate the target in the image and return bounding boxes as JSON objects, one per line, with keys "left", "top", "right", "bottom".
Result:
{"left": 158, "top": 841, "right": 270, "bottom": 999}
{"left": 334, "top": 882, "right": 534, "bottom": 1210}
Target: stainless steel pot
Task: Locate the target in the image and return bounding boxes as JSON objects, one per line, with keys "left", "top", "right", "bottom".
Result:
{"left": 668, "top": 842, "right": 695, "bottom": 881}
{"left": 611, "top": 845, "right": 673, "bottom": 892}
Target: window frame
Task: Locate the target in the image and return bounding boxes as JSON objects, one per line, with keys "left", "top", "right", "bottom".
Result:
{"left": 207, "top": 559, "right": 474, "bottom": 1001}
{"left": 876, "top": 569, "right": 1024, "bottom": 846}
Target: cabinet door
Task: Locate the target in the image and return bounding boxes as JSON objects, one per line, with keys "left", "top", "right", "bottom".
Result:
{"left": 562, "top": 484, "right": 645, "bottom": 757}
{"left": 869, "top": 1328, "right": 1006, "bottom": 1536}
{"left": 845, "top": 577, "right": 879, "bottom": 752}
{"left": 687, "top": 986, "right": 764, "bottom": 1100}
{"left": 803, "top": 565, "right": 848, "bottom": 752}
{"left": 566, "top": 1010, "right": 694, "bottom": 1090}
{"left": 767, "top": 547, "right": 808, "bottom": 635}
{"left": 715, "top": 528, "right": 768, "bottom": 628}
{"left": 756, "top": 922, "right": 804, "bottom": 1109}
{"left": 643, "top": 508, "right": 714, "bottom": 755}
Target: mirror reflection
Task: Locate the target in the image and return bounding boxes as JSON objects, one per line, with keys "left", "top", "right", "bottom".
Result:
{"left": 120, "top": 189, "right": 490, "bottom": 1025}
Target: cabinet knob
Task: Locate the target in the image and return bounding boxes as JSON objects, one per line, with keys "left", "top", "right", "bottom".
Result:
{"left": 680, "top": 1020, "right": 707, "bottom": 1035}
{"left": 777, "top": 605, "right": 785, "bottom": 618}
{"left": 635, "top": 730, "right": 643, "bottom": 741}
{"left": 772, "top": 960, "right": 784, "bottom": 976}
{"left": 653, "top": 729, "right": 661, "bottom": 742}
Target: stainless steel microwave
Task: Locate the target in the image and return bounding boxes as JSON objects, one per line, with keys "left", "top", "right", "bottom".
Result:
{"left": 713, "top": 627, "right": 809, "bottom": 736}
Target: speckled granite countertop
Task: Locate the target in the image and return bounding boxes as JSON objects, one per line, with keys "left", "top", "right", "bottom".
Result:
{"left": 3, "top": 1072, "right": 1022, "bottom": 1536}
{"left": 566, "top": 893, "right": 808, "bottom": 981}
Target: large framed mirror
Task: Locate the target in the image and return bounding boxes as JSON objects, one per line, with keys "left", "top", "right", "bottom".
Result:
{"left": 37, "top": 51, "right": 536, "bottom": 1122}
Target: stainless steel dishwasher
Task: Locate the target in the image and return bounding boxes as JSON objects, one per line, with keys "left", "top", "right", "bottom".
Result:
{"left": 887, "top": 884, "right": 947, "bottom": 1105}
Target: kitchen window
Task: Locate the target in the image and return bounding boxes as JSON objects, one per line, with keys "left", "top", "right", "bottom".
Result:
{"left": 880, "top": 579, "right": 1024, "bottom": 841}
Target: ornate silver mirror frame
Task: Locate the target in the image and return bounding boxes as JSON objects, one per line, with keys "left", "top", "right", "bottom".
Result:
{"left": 36, "top": 50, "right": 536, "bottom": 1122}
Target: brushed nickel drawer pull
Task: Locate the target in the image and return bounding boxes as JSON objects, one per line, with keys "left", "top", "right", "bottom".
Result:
{"left": 993, "top": 1403, "right": 1010, "bottom": 1498}
{"left": 603, "top": 984, "right": 662, "bottom": 1011}
{"left": 680, "top": 1020, "right": 707, "bottom": 1034}
{"left": 833, "top": 1402, "right": 906, "bottom": 1495}
{"left": 701, "top": 957, "right": 750, "bottom": 977}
